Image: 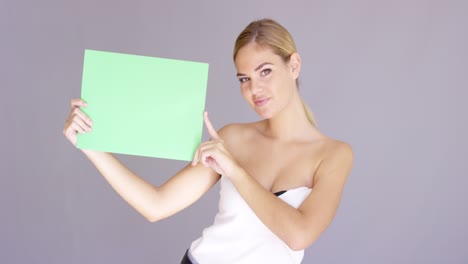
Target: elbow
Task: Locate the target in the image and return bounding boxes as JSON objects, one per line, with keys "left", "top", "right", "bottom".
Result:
{"left": 146, "top": 216, "right": 159, "bottom": 223}
{"left": 144, "top": 210, "right": 164, "bottom": 223}
{"left": 287, "top": 238, "right": 310, "bottom": 251}
{"left": 286, "top": 215, "right": 333, "bottom": 250}
{"left": 146, "top": 211, "right": 167, "bottom": 223}
{"left": 143, "top": 199, "right": 173, "bottom": 223}
{"left": 286, "top": 229, "right": 321, "bottom": 251}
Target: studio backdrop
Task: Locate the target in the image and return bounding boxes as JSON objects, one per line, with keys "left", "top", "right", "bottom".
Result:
{"left": 2, "top": 0, "right": 467, "bottom": 263}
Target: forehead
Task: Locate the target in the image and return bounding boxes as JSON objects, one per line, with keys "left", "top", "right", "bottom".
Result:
{"left": 234, "top": 43, "right": 283, "bottom": 71}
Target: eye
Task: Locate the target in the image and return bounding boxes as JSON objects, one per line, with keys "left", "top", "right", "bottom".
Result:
{"left": 260, "top": 69, "right": 272, "bottom": 76}
{"left": 238, "top": 77, "right": 250, "bottom": 83}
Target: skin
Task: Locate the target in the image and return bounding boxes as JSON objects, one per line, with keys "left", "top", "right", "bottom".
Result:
{"left": 63, "top": 42, "right": 353, "bottom": 251}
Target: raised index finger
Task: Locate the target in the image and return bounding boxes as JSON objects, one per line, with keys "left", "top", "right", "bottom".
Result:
{"left": 204, "top": 111, "right": 219, "bottom": 140}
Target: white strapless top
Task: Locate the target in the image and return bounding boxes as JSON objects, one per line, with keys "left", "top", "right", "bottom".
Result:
{"left": 189, "top": 176, "right": 312, "bottom": 264}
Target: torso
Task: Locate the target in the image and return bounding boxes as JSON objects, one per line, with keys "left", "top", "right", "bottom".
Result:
{"left": 221, "top": 120, "right": 338, "bottom": 193}
{"left": 189, "top": 119, "right": 347, "bottom": 263}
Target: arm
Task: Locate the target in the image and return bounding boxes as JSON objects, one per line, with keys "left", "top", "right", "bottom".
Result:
{"left": 194, "top": 112, "right": 353, "bottom": 250}
{"left": 230, "top": 142, "right": 353, "bottom": 250}
{"left": 64, "top": 99, "right": 220, "bottom": 222}
{"left": 82, "top": 150, "right": 220, "bottom": 222}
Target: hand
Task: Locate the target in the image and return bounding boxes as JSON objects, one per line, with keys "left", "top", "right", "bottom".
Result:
{"left": 192, "top": 112, "right": 240, "bottom": 178}
{"left": 63, "top": 98, "right": 93, "bottom": 146}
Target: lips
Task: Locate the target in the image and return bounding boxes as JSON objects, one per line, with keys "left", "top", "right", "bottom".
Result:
{"left": 254, "top": 98, "right": 270, "bottom": 107}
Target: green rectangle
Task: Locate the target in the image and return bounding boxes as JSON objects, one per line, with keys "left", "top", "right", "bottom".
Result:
{"left": 77, "top": 49, "right": 209, "bottom": 161}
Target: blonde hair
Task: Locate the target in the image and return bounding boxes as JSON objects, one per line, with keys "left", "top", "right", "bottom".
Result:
{"left": 233, "top": 18, "right": 317, "bottom": 127}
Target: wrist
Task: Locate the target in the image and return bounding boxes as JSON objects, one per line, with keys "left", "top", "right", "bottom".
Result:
{"left": 229, "top": 165, "right": 249, "bottom": 185}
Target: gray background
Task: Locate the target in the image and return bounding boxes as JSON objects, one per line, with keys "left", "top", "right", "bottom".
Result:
{"left": 2, "top": 0, "right": 467, "bottom": 263}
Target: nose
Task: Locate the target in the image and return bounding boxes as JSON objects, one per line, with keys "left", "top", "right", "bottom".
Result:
{"left": 250, "top": 78, "right": 263, "bottom": 95}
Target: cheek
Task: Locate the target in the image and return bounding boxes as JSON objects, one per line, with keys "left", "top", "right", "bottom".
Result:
{"left": 274, "top": 73, "right": 292, "bottom": 92}
{"left": 263, "top": 76, "right": 279, "bottom": 94}
{"left": 240, "top": 86, "right": 251, "bottom": 101}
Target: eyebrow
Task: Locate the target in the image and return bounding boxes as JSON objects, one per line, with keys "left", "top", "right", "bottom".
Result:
{"left": 236, "top": 62, "right": 272, "bottom": 77}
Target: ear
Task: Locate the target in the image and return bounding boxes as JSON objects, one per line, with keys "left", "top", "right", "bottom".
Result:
{"left": 289, "top": 52, "right": 301, "bottom": 79}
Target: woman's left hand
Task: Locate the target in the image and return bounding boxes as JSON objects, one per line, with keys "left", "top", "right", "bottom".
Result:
{"left": 192, "top": 112, "right": 240, "bottom": 178}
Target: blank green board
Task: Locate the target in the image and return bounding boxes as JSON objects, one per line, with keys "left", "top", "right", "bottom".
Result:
{"left": 77, "top": 49, "right": 209, "bottom": 161}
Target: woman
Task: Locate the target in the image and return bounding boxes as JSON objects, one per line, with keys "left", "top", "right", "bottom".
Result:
{"left": 63, "top": 19, "right": 353, "bottom": 264}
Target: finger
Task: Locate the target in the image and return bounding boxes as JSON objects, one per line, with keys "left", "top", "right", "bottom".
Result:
{"left": 200, "top": 151, "right": 210, "bottom": 167}
{"left": 206, "top": 157, "right": 217, "bottom": 168}
{"left": 65, "top": 124, "right": 79, "bottom": 146}
{"left": 198, "top": 144, "right": 219, "bottom": 167}
{"left": 71, "top": 121, "right": 86, "bottom": 135}
{"left": 204, "top": 111, "right": 220, "bottom": 140}
{"left": 200, "top": 149, "right": 217, "bottom": 168}
{"left": 192, "top": 146, "right": 200, "bottom": 166}
{"left": 72, "top": 115, "right": 92, "bottom": 132}
{"left": 72, "top": 107, "right": 93, "bottom": 126}
{"left": 192, "top": 141, "right": 213, "bottom": 166}
{"left": 64, "top": 126, "right": 78, "bottom": 146}
{"left": 71, "top": 98, "right": 87, "bottom": 109}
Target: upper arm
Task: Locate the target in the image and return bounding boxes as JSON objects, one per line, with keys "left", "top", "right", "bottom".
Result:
{"left": 298, "top": 141, "right": 354, "bottom": 242}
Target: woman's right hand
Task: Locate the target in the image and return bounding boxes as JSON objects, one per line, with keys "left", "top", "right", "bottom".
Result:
{"left": 63, "top": 98, "right": 93, "bottom": 146}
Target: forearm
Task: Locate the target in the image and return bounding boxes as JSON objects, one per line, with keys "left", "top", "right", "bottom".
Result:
{"left": 81, "top": 149, "right": 161, "bottom": 221}
{"left": 230, "top": 168, "right": 319, "bottom": 250}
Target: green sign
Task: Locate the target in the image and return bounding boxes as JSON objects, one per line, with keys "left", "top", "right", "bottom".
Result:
{"left": 77, "top": 49, "right": 209, "bottom": 161}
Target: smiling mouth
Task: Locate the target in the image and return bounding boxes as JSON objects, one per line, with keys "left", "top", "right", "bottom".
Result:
{"left": 254, "top": 98, "right": 270, "bottom": 107}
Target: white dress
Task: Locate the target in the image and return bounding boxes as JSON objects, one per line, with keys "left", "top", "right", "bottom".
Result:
{"left": 188, "top": 176, "right": 312, "bottom": 264}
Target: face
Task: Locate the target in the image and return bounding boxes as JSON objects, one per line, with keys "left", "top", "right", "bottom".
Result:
{"left": 234, "top": 43, "right": 300, "bottom": 119}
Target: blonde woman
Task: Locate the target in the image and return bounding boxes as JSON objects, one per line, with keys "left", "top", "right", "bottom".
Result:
{"left": 63, "top": 19, "right": 353, "bottom": 264}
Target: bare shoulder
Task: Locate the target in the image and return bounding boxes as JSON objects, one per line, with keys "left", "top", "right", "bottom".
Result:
{"left": 218, "top": 122, "right": 243, "bottom": 136}
{"left": 217, "top": 122, "right": 258, "bottom": 141}
{"left": 322, "top": 138, "right": 354, "bottom": 162}
{"left": 215, "top": 122, "right": 261, "bottom": 157}
{"left": 314, "top": 137, "right": 354, "bottom": 181}
{"left": 313, "top": 137, "right": 354, "bottom": 184}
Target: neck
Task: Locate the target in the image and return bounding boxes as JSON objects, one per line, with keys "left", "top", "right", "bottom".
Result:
{"left": 262, "top": 92, "right": 320, "bottom": 142}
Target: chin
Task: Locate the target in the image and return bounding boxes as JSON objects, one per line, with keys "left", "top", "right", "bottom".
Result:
{"left": 254, "top": 108, "right": 274, "bottom": 119}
